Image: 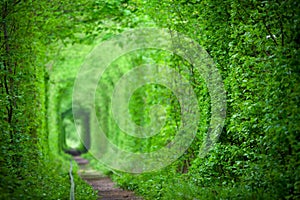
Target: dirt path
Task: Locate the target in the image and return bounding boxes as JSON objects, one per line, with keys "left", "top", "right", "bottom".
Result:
{"left": 73, "top": 156, "right": 142, "bottom": 200}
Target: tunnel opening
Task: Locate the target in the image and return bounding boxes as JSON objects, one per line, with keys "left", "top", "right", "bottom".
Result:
{"left": 61, "top": 108, "right": 90, "bottom": 156}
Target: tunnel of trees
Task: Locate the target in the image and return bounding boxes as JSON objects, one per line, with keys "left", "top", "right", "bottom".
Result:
{"left": 1, "top": 0, "right": 299, "bottom": 199}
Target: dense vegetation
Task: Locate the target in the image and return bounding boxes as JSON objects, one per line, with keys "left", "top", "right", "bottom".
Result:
{"left": 0, "top": 0, "right": 123, "bottom": 199}
{"left": 1, "top": 0, "right": 299, "bottom": 199}
{"left": 110, "top": 1, "right": 299, "bottom": 199}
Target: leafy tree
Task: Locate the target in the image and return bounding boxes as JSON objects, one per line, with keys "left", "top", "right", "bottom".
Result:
{"left": 112, "top": 0, "right": 300, "bottom": 199}
{"left": 0, "top": 0, "right": 129, "bottom": 198}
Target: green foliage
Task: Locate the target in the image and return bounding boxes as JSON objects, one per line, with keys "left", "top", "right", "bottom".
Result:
{"left": 0, "top": 0, "right": 125, "bottom": 198}
{"left": 110, "top": 0, "right": 300, "bottom": 199}
{"left": 1, "top": 0, "right": 299, "bottom": 199}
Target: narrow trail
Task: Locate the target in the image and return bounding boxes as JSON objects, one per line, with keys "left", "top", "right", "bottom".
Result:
{"left": 73, "top": 156, "right": 142, "bottom": 200}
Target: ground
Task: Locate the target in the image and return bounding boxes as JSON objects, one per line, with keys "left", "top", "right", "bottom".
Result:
{"left": 74, "top": 156, "right": 142, "bottom": 200}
